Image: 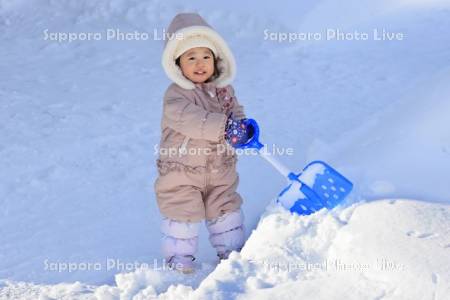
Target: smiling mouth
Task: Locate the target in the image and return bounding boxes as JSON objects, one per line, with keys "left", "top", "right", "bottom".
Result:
{"left": 194, "top": 71, "right": 207, "bottom": 75}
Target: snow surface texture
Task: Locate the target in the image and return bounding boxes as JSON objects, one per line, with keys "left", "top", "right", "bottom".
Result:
{"left": 2, "top": 200, "right": 449, "bottom": 299}
{"left": 1, "top": 0, "right": 450, "bottom": 299}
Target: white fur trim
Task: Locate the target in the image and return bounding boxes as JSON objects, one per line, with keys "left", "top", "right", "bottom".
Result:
{"left": 162, "top": 25, "right": 236, "bottom": 90}
{"left": 174, "top": 35, "right": 217, "bottom": 59}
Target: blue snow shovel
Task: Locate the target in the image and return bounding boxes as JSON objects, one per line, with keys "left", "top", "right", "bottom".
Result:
{"left": 236, "top": 119, "right": 353, "bottom": 216}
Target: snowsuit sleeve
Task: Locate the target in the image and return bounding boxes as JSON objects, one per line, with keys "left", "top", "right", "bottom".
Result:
{"left": 229, "top": 85, "right": 246, "bottom": 120}
{"left": 163, "top": 87, "right": 228, "bottom": 142}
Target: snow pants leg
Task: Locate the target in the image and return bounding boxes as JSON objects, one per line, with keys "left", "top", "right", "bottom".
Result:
{"left": 154, "top": 162, "right": 243, "bottom": 222}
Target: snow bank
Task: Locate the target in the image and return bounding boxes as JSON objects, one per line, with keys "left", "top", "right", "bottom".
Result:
{"left": 187, "top": 199, "right": 450, "bottom": 299}
{"left": 4, "top": 199, "right": 446, "bottom": 299}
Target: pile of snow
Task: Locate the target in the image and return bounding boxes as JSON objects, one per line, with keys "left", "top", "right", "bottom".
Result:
{"left": 2, "top": 199, "right": 448, "bottom": 299}
{"left": 189, "top": 199, "right": 450, "bottom": 299}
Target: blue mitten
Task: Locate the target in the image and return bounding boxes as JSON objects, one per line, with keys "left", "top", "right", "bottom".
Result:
{"left": 224, "top": 115, "right": 253, "bottom": 147}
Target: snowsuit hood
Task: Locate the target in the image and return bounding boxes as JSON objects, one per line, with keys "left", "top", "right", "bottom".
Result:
{"left": 162, "top": 13, "right": 236, "bottom": 90}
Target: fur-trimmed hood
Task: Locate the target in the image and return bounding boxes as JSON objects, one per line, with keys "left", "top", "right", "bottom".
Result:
{"left": 161, "top": 13, "right": 236, "bottom": 90}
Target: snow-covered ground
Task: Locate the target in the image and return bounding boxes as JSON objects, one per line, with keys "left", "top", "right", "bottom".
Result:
{"left": 1, "top": 0, "right": 449, "bottom": 299}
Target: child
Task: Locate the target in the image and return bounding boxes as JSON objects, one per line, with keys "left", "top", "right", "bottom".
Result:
{"left": 154, "top": 12, "right": 252, "bottom": 273}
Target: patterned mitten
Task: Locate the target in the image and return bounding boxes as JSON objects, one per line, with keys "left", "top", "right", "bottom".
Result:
{"left": 224, "top": 115, "right": 250, "bottom": 147}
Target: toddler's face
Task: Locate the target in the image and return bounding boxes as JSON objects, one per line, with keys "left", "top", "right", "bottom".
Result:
{"left": 179, "top": 47, "right": 214, "bottom": 84}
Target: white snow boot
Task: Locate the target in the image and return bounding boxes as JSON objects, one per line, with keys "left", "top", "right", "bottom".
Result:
{"left": 161, "top": 217, "right": 200, "bottom": 273}
{"left": 206, "top": 209, "right": 245, "bottom": 260}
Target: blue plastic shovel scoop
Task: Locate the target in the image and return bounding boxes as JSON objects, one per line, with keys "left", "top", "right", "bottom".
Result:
{"left": 237, "top": 119, "right": 353, "bottom": 215}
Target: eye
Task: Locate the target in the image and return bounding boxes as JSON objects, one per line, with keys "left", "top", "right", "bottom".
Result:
{"left": 203, "top": 56, "right": 211, "bottom": 59}
{"left": 188, "top": 57, "right": 195, "bottom": 61}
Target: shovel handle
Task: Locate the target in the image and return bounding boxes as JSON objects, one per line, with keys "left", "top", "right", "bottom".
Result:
{"left": 258, "top": 146, "right": 293, "bottom": 180}
{"left": 236, "top": 119, "right": 295, "bottom": 181}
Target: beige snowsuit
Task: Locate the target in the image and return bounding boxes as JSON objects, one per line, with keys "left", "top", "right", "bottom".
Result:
{"left": 154, "top": 13, "right": 246, "bottom": 223}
